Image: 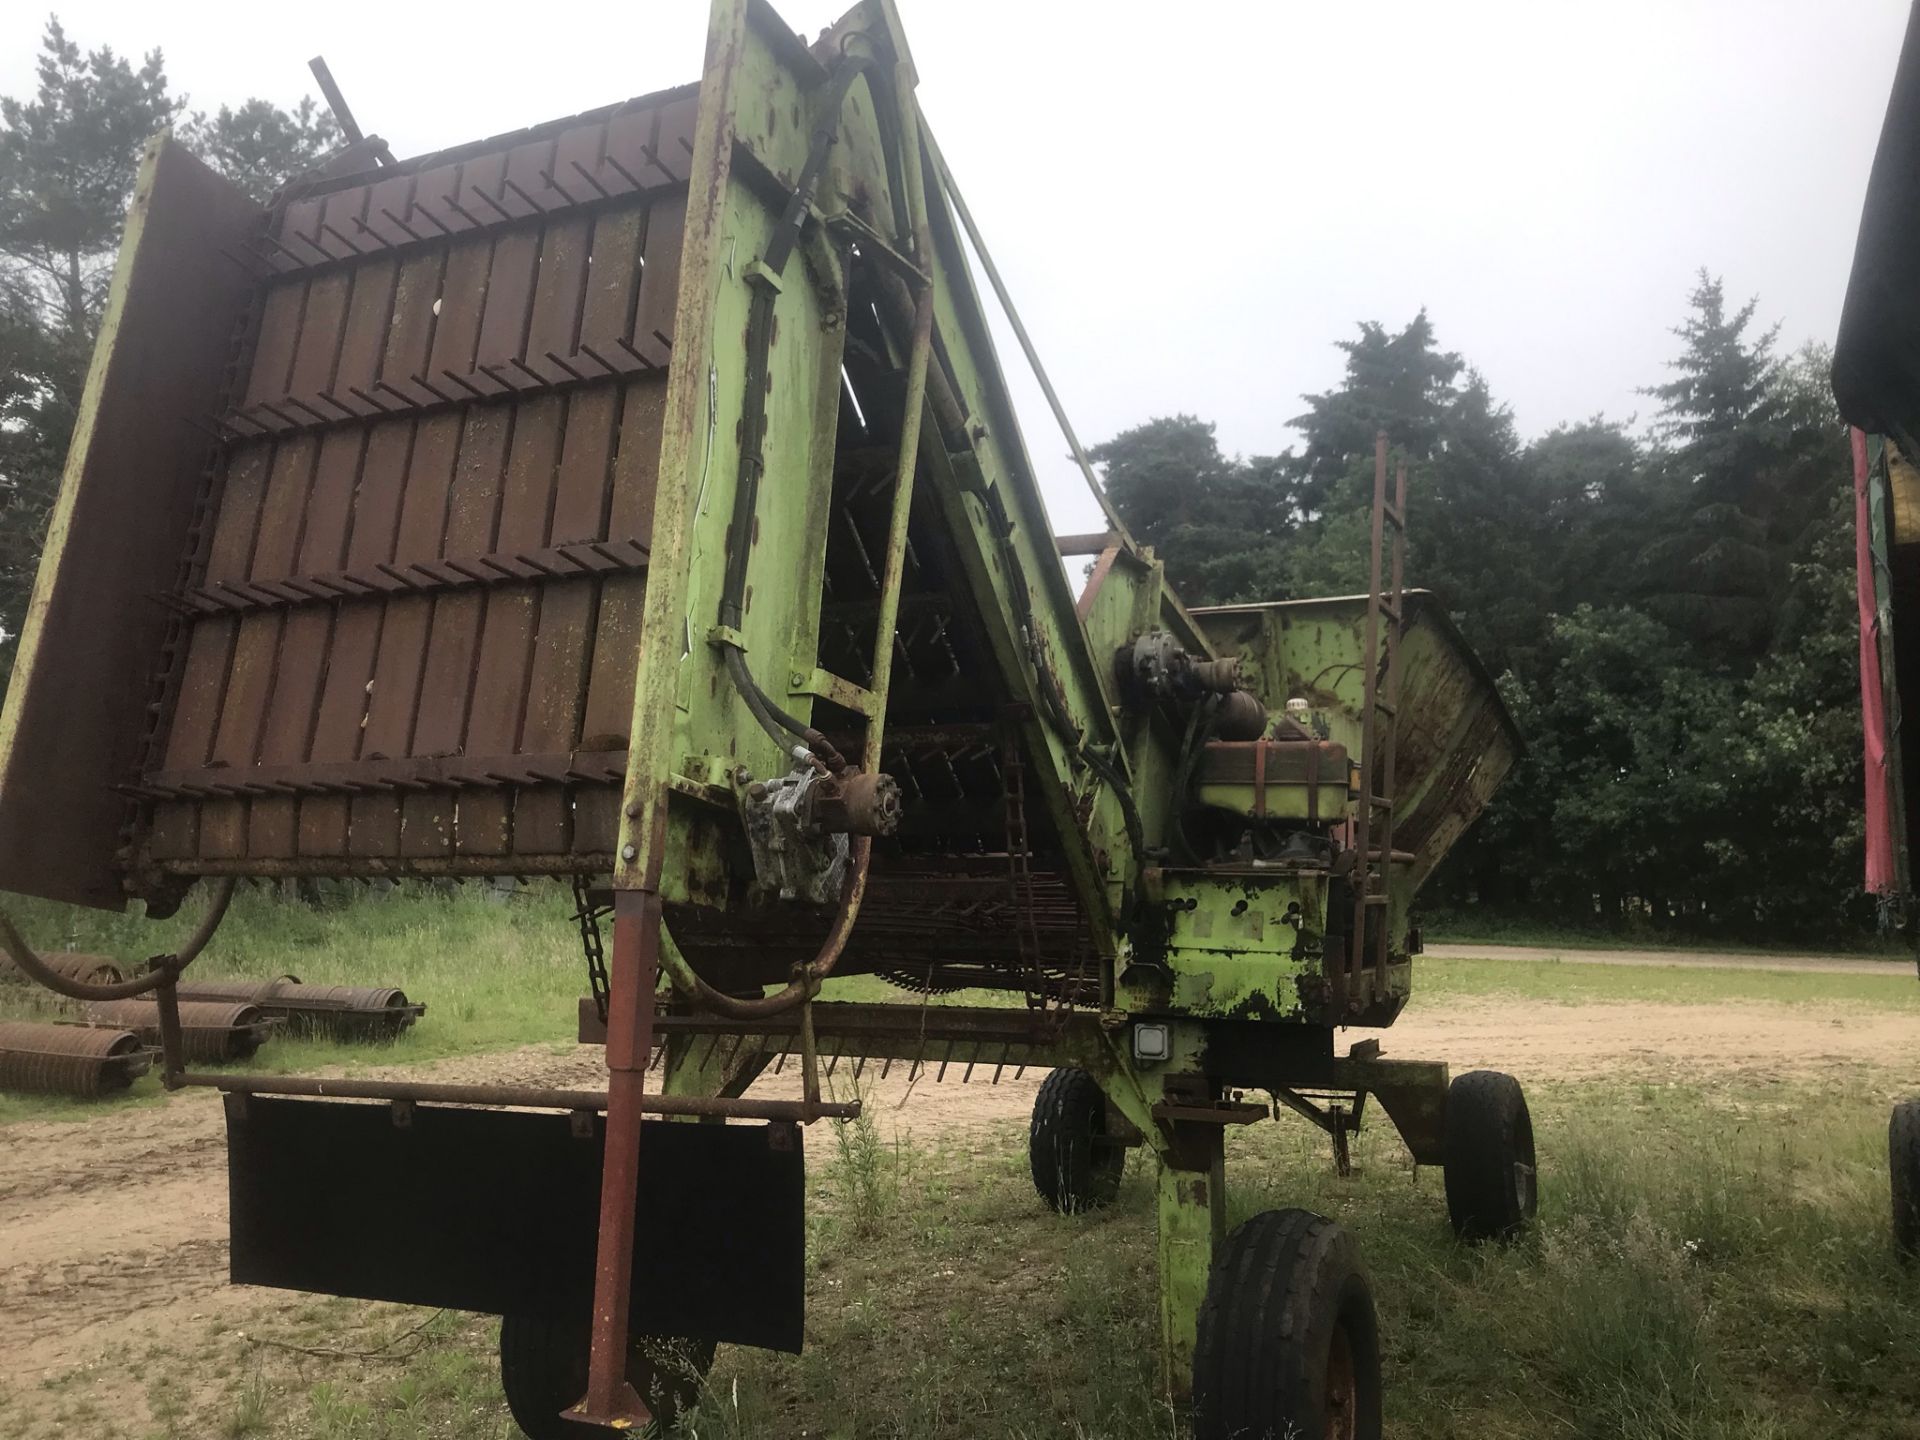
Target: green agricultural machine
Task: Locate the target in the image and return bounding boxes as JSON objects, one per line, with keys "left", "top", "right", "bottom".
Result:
{"left": 0, "top": 2, "right": 1526, "bottom": 1434}
{"left": 1836, "top": 0, "right": 1920, "bottom": 1260}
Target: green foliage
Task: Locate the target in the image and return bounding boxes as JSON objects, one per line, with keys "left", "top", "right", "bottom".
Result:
{"left": 181, "top": 96, "right": 340, "bottom": 205}
{"left": 1100, "top": 282, "right": 1866, "bottom": 939}
{"left": 0, "top": 16, "right": 339, "bottom": 674}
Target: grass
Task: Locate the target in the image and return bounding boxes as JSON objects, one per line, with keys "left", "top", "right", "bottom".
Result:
{"left": 0, "top": 881, "right": 584, "bottom": 1123}
{"left": 1422, "top": 909, "right": 1915, "bottom": 959}
{"left": 4, "top": 892, "right": 1920, "bottom": 1436}
{"left": 1416, "top": 953, "right": 1920, "bottom": 1011}
{"left": 9, "top": 1072, "right": 1914, "bottom": 1439}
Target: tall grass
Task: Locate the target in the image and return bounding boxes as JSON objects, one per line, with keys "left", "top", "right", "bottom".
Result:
{"left": 0, "top": 882, "right": 587, "bottom": 1121}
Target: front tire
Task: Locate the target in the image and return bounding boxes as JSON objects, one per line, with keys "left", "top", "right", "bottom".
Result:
{"left": 499, "top": 1314, "right": 713, "bottom": 1439}
{"left": 1193, "top": 1208, "right": 1383, "bottom": 1440}
{"left": 1444, "top": 1069, "right": 1537, "bottom": 1241}
{"left": 1029, "top": 1066, "right": 1126, "bottom": 1213}
{"left": 1893, "top": 1100, "right": 1920, "bottom": 1256}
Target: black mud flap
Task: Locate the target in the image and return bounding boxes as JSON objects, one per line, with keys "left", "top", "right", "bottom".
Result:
{"left": 225, "top": 1095, "right": 804, "bottom": 1352}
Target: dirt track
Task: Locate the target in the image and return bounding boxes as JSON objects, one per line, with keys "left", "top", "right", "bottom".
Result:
{"left": 1424, "top": 941, "right": 1915, "bottom": 976}
{"left": 4, "top": 992, "right": 1917, "bottom": 1386}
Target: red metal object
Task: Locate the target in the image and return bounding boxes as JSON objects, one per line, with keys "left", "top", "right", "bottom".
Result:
{"left": 1855, "top": 427, "right": 1897, "bottom": 896}
{"left": 573, "top": 887, "right": 662, "bottom": 1429}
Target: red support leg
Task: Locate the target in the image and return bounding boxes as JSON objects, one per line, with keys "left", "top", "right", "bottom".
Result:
{"left": 569, "top": 887, "right": 661, "bottom": 1428}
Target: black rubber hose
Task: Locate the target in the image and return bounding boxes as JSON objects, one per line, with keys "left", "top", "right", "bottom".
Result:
{"left": 0, "top": 877, "right": 237, "bottom": 1001}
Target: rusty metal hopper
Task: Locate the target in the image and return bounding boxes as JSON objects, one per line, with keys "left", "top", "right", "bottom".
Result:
{"left": 1193, "top": 591, "right": 1521, "bottom": 890}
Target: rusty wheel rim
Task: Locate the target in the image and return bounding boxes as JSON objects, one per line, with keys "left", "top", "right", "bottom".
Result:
{"left": 1325, "top": 1322, "right": 1358, "bottom": 1440}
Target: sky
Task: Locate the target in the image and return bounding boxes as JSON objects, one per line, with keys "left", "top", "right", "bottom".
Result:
{"left": 2, "top": 0, "right": 1910, "bottom": 533}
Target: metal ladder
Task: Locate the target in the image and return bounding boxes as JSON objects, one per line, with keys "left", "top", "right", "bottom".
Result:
{"left": 1347, "top": 432, "right": 1408, "bottom": 1010}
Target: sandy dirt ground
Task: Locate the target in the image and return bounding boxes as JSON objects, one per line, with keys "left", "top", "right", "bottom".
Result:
{"left": 1423, "top": 941, "right": 1916, "bottom": 976}
{"left": 4, "top": 991, "right": 1917, "bottom": 1387}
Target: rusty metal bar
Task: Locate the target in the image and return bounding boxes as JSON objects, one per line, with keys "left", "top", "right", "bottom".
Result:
{"left": 219, "top": 338, "right": 654, "bottom": 442}
{"left": 168, "top": 537, "right": 649, "bottom": 619}
{"left": 307, "top": 56, "right": 367, "bottom": 146}
{"left": 0, "top": 878, "right": 235, "bottom": 1002}
{"left": 581, "top": 890, "right": 663, "bottom": 1428}
{"left": 172, "top": 1066, "right": 858, "bottom": 1120}
{"left": 138, "top": 748, "right": 624, "bottom": 802}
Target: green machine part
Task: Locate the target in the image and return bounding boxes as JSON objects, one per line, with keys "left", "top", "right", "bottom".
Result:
{"left": 0, "top": 0, "right": 1529, "bottom": 1425}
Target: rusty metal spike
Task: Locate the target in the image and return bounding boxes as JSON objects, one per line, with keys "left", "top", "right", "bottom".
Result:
{"left": 402, "top": 203, "right": 451, "bottom": 238}
{"left": 282, "top": 395, "right": 331, "bottom": 425}
{"left": 440, "top": 195, "right": 483, "bottom": 229}
{"left": 440, "top": 369, "right": 489, "bottom": 401}
{"left": 545, "top": 350, "right": 588, "bottom": 383}
{"left": 540, "top": 169, "right": 581, "bottom": 206}
{"left": 601, "top": 154, "right": 646, "bottom": 193}
{"left": 575, "top": 342, "right": 620, "bottom": 376}
{"left": 509, "top": 355, "right": 548, "bottom": 386}
{"left": 320, "top": 220, "right": 368, "bottom": 256}
{"left": 467, "top": 187, "right": 514, "bottom": 222}
{"left": 347, "top": 384, "right": 395, "bottom": 415}
{"left": 501, "top": 176, "right": 545, "bottom": 215}
{"left": 569, "top": 160, "right": 613, "bottom": 200}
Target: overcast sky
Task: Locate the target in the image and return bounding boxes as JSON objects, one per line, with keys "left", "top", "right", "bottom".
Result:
{"left": 3, "top": 1, "right": 1909, "bottom": 532}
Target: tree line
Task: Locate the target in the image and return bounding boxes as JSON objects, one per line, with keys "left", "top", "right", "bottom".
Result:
{"left": 1094, "top": 284, "right": 1866, "bottom": 939}
{"left": 0, "top": 19, "right": 1869, "bottom": 939}
{"left": 0, "top": 18, "right": 338, "bottom": 671}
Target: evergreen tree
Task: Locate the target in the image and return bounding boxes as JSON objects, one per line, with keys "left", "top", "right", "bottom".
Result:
{"left": 0, "top": 15, "right": 342, "bottom": 671}
{"left": 0, "top": 19, "right": 178, "bottom": 336}
{"left": 182, "top": 96, "right": 339, "bottom": 204}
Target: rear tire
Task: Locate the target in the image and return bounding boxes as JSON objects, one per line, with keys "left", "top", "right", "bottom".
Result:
{"left": 1892, "top": 1100, "right": 1920, "bottom": 1256}
{"left": 1029, "top": 1066, "right": 1126, "bottom": 1213}
{"left": 499, "top": 1314, "right": 713, "bottom": 1439}
{"left": 1444, "top": 1069, "right": 1537, "bottom": 1241}
{"left": 1193, "top": 1208, "right": 1383, "bottom": 1440}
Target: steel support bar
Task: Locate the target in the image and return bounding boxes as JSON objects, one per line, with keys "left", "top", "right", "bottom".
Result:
{"left": 1155, "top": 1123, "right": 1225, "bottom": 1407}
{"left": 171, "top": 1069, "right": 858, "bottom": 1121}
{"left": 578, "top": 889, "right": 663, "bottom": 1428}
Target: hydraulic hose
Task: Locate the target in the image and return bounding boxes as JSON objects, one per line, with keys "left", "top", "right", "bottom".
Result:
{"left": 0, "top": 876, "right": 237, "bottom": 1001}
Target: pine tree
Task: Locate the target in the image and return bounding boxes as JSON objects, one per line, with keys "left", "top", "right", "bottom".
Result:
{"left": 0, "top": 16, "right": 343, "bottom": 672}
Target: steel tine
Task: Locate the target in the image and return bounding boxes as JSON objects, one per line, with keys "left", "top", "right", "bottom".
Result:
{"left": 440, "top": 195, "right": 483, "bottom": 229}
{"left": 569, "top": 159, "right": 613, "bottom": 200}
{"left": 937, "top": 1040, "right": 955, "bottom": 1083}
{"left": 880, "top": 1054, "right": 894, "bottom": 1080}
{"left": 347, "top": 384, "right": 395, "bottom": 415}
{"left": 540, "top": 169, "right": 581, "bottom": 206}
{"left": 501, "top": 176, "right": 545, "bottom": 215}
{"left": 576, "top": 342, "right": 620, "bottom": 376}
{"left": 467, "top": 187, "right": 514, "bottom": 222}
{"left": 404, "top": 203, "right": 452, "bottom": 237}
{"left": 509, "top": 355, "right": 548, "bottom": 386}
{"left": 545, "top": 349, "right": 588, "bottom": 382}
{"left": 374, "top": 209, "right": 427, "bottom": 243}
{"left": 320, "top": 220, "right": 368, "bottom": 256}
{"left": 441, "top": 369, "right": 489, "bottom": 401}
{"left": 602, "top": 154, "right": 646, "bottom": 193}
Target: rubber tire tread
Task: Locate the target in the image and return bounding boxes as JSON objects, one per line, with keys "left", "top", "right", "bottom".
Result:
{"left": 1193, "top": 1206, "right": 1383, "bottom": 1440}
{"left": 1443, "top": 1069, "right": 1537, "bottom": 1242}
{"left": 1893, "top": 1099, "right": 1920, "bottom": 1256}
{"left": 1029, "top": 1066, "right": 1125, "bottom": 1213}
{"left": 499, "top": 1315, "right": 713, "bottom": 1440}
